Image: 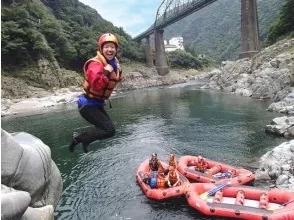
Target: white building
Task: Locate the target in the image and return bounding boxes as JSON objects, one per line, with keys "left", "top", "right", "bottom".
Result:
{"left": 164, "top": 37, "right": 184, "bottom": 52}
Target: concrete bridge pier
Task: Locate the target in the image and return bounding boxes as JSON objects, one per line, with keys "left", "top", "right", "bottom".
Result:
{"left": 154, "top": 29, "right": 169, "bottom": 76}
{"left": 240, "top": 0, "right": 260, "bottom": 59}
{"left": 145, "top": 36, "right": 154, "bottom": 67}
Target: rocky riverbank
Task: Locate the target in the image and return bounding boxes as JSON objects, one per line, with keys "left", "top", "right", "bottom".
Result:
{"left": 1, "top": 67, "right": 203, "bottom": 117}
{"left": 255, "top": 139, "right": 294, "bottom": 191}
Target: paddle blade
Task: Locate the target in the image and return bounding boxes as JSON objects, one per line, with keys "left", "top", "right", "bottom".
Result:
{"left": 268, "top": 204, "right": 283, "bottom": 211}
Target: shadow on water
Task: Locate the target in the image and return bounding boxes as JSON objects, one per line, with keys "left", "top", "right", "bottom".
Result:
{"left": 1, "top": 83, "right": 286, "bottom": 220}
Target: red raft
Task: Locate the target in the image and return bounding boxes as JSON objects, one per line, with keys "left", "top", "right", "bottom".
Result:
{"left": 136, "top": 159, "right": 189, "bottom": 200}
{"left": 186, "top": 183, "right": 294, "bottom": 220}
{"left": 178, "top": 155, "right": 255, "bottom": 185}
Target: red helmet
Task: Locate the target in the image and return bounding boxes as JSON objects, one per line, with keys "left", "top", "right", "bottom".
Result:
{"left": 98, "top": 33, "right": 118, "bottom": 51}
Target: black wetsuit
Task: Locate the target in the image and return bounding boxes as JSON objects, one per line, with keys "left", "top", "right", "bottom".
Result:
{"left": 74, "top": 105, "right": 115, "bottom": 151}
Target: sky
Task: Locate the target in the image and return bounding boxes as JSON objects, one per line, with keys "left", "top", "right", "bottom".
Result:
{"left": 79, "top": 0, "right": 162, "bottom": 37}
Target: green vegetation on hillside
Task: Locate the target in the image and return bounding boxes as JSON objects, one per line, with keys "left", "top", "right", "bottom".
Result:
{"left": 267, "top": 0, "right": 294, "bottom": 44}
{"left": 167, "top": 47, "right": 216, "bottom": 69}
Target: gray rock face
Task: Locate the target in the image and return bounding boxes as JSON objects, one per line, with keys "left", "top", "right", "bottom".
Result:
{"left": 268, "top": 89, "right": 294, "bottom": 114}
{"left": 118, "top": 67, "right": 189, "bottom": 90}
{"left": 265, "top": 116, "right": 294, "bottom": 138}
{"left": 201, "top": 38, "right": 294, "bottom": 109}
{"left": 1, "top": 185, "right": 31, "bottom": 220}
{"left": 22, "top": 206, "right": 54, "bottom": 220}
{"left": 255, "top": 140, "right": 294, "bottom": 191}
{"left": 1, "top": 129, "right": 62, "bottom": 220}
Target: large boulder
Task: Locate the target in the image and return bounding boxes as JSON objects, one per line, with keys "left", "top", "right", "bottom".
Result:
{"left": 1, "top": 184, "right": 54, "bottom": 220}
{"left": 1, "top": 129, "right": 63, "bottom": 220}
{"left": 265, "top": 116, "right": 294, "bottom": 138}
{"left": 255, "top": 140, "right": 294, "bottom": 191}
{"left": 268, "top": 88, "right": 294, "bottom": 114}
{"left": 1, "top": 185, "right": 31, "bottom": 220}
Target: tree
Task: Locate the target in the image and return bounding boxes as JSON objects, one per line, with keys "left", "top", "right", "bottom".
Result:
{"left": 267, "top": 0, "right": 294, "bottom": 44}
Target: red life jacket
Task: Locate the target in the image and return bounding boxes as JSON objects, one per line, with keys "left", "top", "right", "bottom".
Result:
{"left": 157, "top": 178, "right": 166, "bottom": 188}
{"left": 83, "top": 51, "right": 121, "bottom": 100}
{"left": 168, "top": 171, "right": 179, "bottom": 185}
{"left": 195, "top": 160, "right": 209, "bottom": 172}
{"left": 169, "top": 158, "right": 177, "bottom": 169}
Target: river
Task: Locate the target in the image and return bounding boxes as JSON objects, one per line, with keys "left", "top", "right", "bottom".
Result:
{"left": 1, "top": 81, "right": 285, "bottom": 220}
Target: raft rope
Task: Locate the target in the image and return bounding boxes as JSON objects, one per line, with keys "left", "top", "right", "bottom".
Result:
{"left": 282, "top": 199, "right": 294, "bottom": 206}
{"left": 268, "top": 198, "right": 294, "bottom": 211}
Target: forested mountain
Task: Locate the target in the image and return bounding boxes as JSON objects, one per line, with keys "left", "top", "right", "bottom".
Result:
{"left": 164, "top": 0, "right": 287, "bottom": 61}
{"left": 1, "top": 0, "right": 144, "bottom": 73}
{"left": 267, "top": 0, "right": 294, "bottom": 44}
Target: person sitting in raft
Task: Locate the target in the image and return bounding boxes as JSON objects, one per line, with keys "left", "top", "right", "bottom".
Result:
{"left": 168, "top": 153, "right": 177, "bottom": 170}
{"left": 149, "top": 153, "right": 163, "bottom": 171}
{"left": 166, "top": 166, "right": 180, "bottom": 187}
{"left": 149, "top": 153, "right": 165, "bottom": 177}
{"left": 194, "top": 155, "right": 209, "bottom": 172}
{"left": 142, "top": 173, "right": 151, "bottom": 185}
{"left": 148, "top": 172, "right": 158, "bottom": 189}
{"left": 142, "top": 173, "right": 167, "bottom": 189}
{"left": 213, "top": 169, "right": 237, "bottom": 179}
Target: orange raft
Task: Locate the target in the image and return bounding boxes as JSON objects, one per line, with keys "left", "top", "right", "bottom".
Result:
{"left": 178, "top": 155, "right": 255, "bottom": 185}
{"left": 136, "top": 159, "right": 189, "bottom": 200}
{"left": 186, "top": 183, "right": 294, "bottom": 220}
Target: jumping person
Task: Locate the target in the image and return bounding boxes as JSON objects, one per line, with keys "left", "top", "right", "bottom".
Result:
{"left": 69, "top": 33, "right": 124, "bottom": 153}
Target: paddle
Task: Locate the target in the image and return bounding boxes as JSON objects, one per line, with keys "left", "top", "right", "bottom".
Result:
{"left": 200, "top": 181, "right": 231, "bottom": 200}
{"left": 268, "top": 199, "right": 294, "bottom": 211}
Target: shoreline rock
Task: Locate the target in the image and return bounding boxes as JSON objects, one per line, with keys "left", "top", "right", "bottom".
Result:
{"left": 255, "top": 140, "right": 294, "bottom": 192}
{"left": 265, "top": 116, "right": 294, "bottom": 138}
{"left": 1, "top": 129, "right": 63, "bottom": 220}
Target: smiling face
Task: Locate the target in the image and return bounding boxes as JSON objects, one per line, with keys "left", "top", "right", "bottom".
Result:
{"left": 102, "top": 42, "right": 117, "bottom": 60}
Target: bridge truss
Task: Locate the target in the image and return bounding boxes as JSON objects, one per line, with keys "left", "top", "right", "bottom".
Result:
{"left": 134, "top": 0, "right": 217, "bottom": 40}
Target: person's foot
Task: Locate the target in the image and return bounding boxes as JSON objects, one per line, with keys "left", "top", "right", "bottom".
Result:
{"left": 69, "top": 132, "right": 79, "bottom": 152}
{"left": 82, "top": 143, "right": 89, "bottom": 153}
